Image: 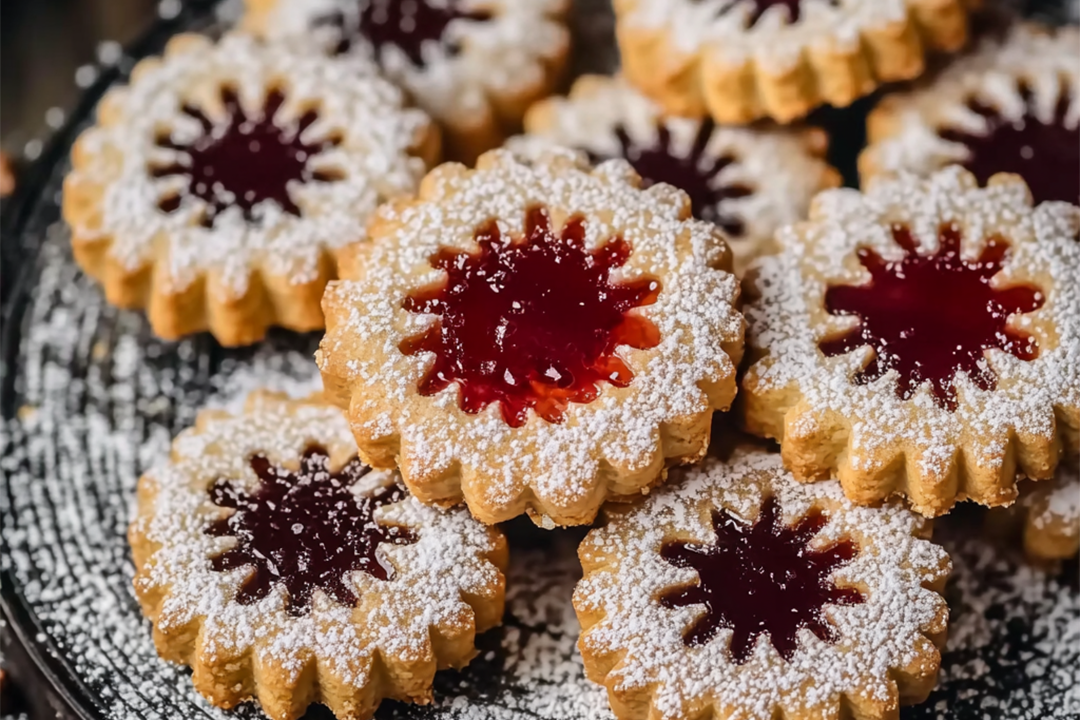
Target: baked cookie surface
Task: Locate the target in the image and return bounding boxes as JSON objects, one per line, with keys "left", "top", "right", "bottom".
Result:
{"left": 574, "top": 447, "right": 951, "bottom": 720}
{"left": 740, "top": 167, "right": 1080, "bottom": 516}
{"left": 512, "top": 74, "right": 840, "bottom": 274}
{"left": 318, "top": 147, "right": 744, "bottom": 526}
{"left": 128, "top": 391, "right": 507, "bottom": 720}
{"left": 615, "top": 0, "right": 979, "bottom": 124}
{"left": 63, "top": 32, "right": 436, "bottom": 346}
{"left": 861, "top": 22, "right": 1080, "bottom": 206}
{"left": 243, "top": 0, "right": 569, "bottom": 161}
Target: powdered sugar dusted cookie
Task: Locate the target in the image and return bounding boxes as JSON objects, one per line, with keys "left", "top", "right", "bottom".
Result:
{"left": 128, "top": 391, "right": 507, "bottom": 720}
{"left": 512, "top": 74, "right": 840, "bottom": 274}
{"left": 243, "top": 0, "right": 569, "bottom": 161}
{"left": 861, "top": 22, "right": 1080, "bottom": 206}
{"left": 741, "top": 166, "right": 1080, "bottom": 517}
{"left": 318, "top": 147, "right": 745, "bottom": 526}
{"left": 1018, "top": 463, "right": 1080, "bottom": 564}
{"left": 574, "top": 448, "right": 951, "bottom": 720}
{"left": 615, "top": 0, "right": 978, "bottom": 125}
{"left": 63, "top": 32, "right": 437, "bottom": 347}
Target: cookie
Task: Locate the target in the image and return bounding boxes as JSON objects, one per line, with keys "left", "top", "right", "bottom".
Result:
{"left": 614, "top": 0, "right": 978, "bottom": 125}
{"left": 242, "top": 0, "right": 569, "bottom": 162}
{"left": 63, "top": 32, "right": 437, "bottom": 347}
{"left": 1017, "top": 463, "right": 1080, "bottom": 564}
{"left": 860, "top": 22, "right": 1080, "bottom": 206}
{"left": 574, "top": 447, "right": 951, "bottom": 720}
{"left": 511, "top": 74, "right": 840, "bottom": 274}
{"left": 317, "top": 147, "right": 745, "bottom": 526}
{"left": 740, "top": 166, "right": 1080, "bottom": 517}
{"left": 128, "top": 391, "right": 507, "bottom": 720}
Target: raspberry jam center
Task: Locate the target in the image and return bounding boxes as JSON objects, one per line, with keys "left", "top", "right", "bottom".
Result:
{"left": 400, "top": 207, "right": 662, "bottom": 428}
{"left": 322, "top": 0, "right": 492, "bottom": 65}
{"left": 938, "top": 90, "right": 1079, "bottom": 205}
{"left": 151, "top": 87, "right": 341, "bottom": 227}
{"left": 820, "top": 225, "right": 1044, "bottom": 411}
{"left": 206, "top": 446, "right": 415, "bottom": 616}
{"left": 660, "top": 496, "right": 862, "bottom": 663}
{"left": 593, "top": 120, "right": 751, "bottom": 236}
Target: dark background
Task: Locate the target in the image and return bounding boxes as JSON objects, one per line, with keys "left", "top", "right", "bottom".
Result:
{"left": 1, "top": 0, "right": 160, "bottom": 157}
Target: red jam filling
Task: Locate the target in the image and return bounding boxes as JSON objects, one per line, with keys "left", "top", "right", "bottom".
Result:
{"left": 938, "top": 89, "right": 1079, "bottom": 205}
{"left": 321, "top": 0, "right": 491, "bottom": 65}
{"left": 820, "top": 225, "right": 1044, "bottom": 411}
{"left": 151, "top": 87, "right": 341, "bottom": 227}
{"left": 206, "top": 446, "right": 415, "bottom": 616}
{"left": 660, "top": 496, "right": 862, "bottom": 663}
{"left": 596, "top": 120, "right": 751, "bottom": 237}
{"left": 400, "top": 207, "right": 662, "bottom": 428}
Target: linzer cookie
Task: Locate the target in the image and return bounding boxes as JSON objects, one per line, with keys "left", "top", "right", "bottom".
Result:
{"left": 574, "top": 448, "right": 951, "bottom": 720}
{"left": 614, "top": 0, "right": 978, "bottom": 124}
{"left": 128, "top": 391, "right": 507, "bottom": 720}
{"left": 317, "top": 147, "right": 745, "bottom": 526}
{"left": 861, "top": 22, "right": 1080, "bottom": 205}
{"left": 242, "top": 0, "right": 569, "bottom": 161}
{"left": 511, "top": 74, "right": 840, "bottom": 273}
{"left": 63, "top": 32, "right": 437, "bottom": 347}
{"left": 740, "top": 167, "right": 1080, "bottom": 517}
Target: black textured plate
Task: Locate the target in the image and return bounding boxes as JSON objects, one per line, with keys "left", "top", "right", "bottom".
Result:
{"left": 1, "top": 2, "right": 1078, "bottom": 719}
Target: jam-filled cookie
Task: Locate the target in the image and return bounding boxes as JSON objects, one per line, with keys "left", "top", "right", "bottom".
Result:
{"left": 861, "top": 22, "right": 1080, "bottom": 206}
{"left": 1017, "top": 464, "right": 1079, "bottom": 565}
{"left": 318, "top": 147, "right": 745, "bottom": 526}
{"left": 740, "top": 167, "right": 1080, "bottom": 517}
{"left": 510, "top": 74, "right": 840, "bottom": 274}
{"left": 128, "top": 391, "right": 507, "bottom": 720}
{"left": 242, "top": 0, "right": 569, "bottom": 162}
{"left": 614, "top": 0, "right": 978, "bottom": 125}
{"left": 63, "top": 32, "right": 437, "bottom": 347}
{"left": 574, "top": 448, "right": 951, "bottom": 720}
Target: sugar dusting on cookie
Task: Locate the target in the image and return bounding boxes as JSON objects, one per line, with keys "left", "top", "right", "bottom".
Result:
{"left": 319, "top": 147, "right": 745, "bottom": 523}
{"left": 2, "top": 222, "right": 1077, "bottom": 718}
{"left": 68, "top": 32, "right": 431, "bottom": 297}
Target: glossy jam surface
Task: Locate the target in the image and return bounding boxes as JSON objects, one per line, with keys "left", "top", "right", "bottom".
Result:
{"left": 938, "top": 91, "right": 1079, "bottom": 205}
{"left": 597, "top": 120, "right": 751, "bottom": 236}
{"left": 820, "top": 225, "right": 1044, "bottom": 411}
{"left": 323, "top": 0, "right": 491, "bottom": 64}
{"left": 152, "top": 88, "right": 340, "bottom": 227}
{"left": 400, "top": 207, "right": 662, "bottom": 428}
{"left": 660, "top": 496, "right": 862, "bottom": 663}
{"left": 206, "top": 446, "right": 415, "bottom": 616}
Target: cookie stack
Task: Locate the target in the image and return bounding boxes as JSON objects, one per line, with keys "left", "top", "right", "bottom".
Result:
{"left": 59, "top": 2, "right": 1078, "bottom": 719}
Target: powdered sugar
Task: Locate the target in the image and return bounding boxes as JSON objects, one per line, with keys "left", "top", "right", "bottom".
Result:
{"left": 67, "top": 31, "right": 431, "bottom": 296}
{"left": 575, "top": 448, "right": 950, "bottom": 720}
{"left": 860, "top": 22, "right": 1080, "bottom": 182}
{"left": 509, "top": 74, "right": 837, "bottom": 273}
{"left": 1023, "top": 463, "right": 1080, "bottom": 532}
{"left": 2, "top": 216, "right": 1077, "bottom": 718}
{"left": 742, "top": 167, "right": 1080, "bottom": 513}
{"left": 318, "top": 147, "right": 744, "bottom": 524}
{"left": 245, "top": 0, "right": 568, "bottom": 133}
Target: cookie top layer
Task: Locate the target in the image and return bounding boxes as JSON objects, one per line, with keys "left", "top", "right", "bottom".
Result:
{"left": 575, "top": 447, "right": 950, "bottom": 720}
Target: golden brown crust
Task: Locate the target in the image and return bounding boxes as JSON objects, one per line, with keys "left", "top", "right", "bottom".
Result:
{"left": 241, "top": 0, "right": 570, "bottom": 164}
{"left": 318, "top": 147, "right": 745, "bottom": 526}
{"left": 129, "top": 391, "right": 507, "bottom": 720}
{"left": 739, "top": 168, "right": 1080, "bottom": 517}
{"left": 63, "top": 32, "right": 437, "bottom": 347}
{"left": 616, "top": 0, "right": 979, "bottom": 124}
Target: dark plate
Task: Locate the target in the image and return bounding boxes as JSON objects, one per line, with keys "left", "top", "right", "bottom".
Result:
{"left": 1, "top": 1, "right": 1077, "bottom": 719}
